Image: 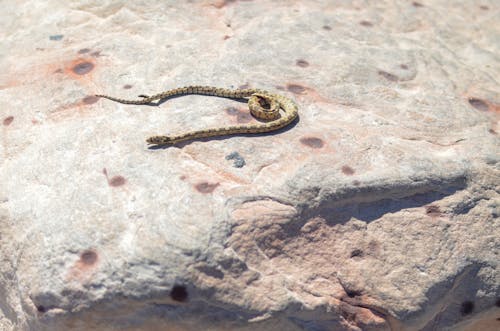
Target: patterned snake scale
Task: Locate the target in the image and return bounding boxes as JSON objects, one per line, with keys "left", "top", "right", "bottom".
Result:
{"left": 96, "top": 86, "right": 298, "bottom": 146}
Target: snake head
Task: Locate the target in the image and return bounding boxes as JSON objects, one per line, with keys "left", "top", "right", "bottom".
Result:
{"left": 146, "top": 136, "right": 172, "bottom": 145}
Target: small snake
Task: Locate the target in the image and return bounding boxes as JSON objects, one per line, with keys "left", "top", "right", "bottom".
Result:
{"left": 95, "top": 86, "right": 298, "bottom": 146}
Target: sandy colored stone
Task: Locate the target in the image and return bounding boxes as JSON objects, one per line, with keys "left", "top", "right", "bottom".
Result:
{"left": 1, "top": 1, "right": 499, "bottom": 330}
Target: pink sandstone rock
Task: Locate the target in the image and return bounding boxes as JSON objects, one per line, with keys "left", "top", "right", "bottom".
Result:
{"left": 0, "top": 1, "right": 498, "bottom": 330}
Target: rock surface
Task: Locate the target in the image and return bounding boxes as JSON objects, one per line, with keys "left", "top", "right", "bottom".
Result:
{"left": 1, "top": 1, "right": 499, "bottom": 330}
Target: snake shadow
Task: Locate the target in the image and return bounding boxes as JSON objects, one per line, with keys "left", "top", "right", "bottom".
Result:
{"left": 147, "top": 114, "right": 300, "bottom": 150}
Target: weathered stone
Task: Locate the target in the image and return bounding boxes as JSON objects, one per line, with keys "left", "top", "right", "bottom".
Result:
{"left": 0, "top": 1, "right": 498, "bottom": 330}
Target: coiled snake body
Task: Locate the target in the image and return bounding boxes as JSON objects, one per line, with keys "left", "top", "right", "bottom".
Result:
{"left": 96, "top": 86, "right": 298, "bottom": 146}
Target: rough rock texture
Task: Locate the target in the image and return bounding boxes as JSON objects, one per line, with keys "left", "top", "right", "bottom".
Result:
{"left": 1, "top": 1, "right": 499, "bottom": 330}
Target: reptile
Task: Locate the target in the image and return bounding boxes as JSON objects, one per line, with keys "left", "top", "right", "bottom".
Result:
{"left": 95, "top": 86, "right": 298, "bottom": 146}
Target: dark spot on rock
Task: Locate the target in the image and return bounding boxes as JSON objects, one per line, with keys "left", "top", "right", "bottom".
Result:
{"left": 400, "top": 64, "right": 409, "bottom": 69}
{"left": 195, "top": 182, "right": 219, "bottom": 194}
{"left": 236, "top": 112, "right": 253, "bottom": 123}
{"left": 80, "top": 250, "right": 97, "bottom": 265}
{"left": 225, "top": 107, "right": 240, "bottom": 115}
{"left": 378, "top": 70, "right": 399, "bottom": 82}
{"left": 225, "top": 151, "right": 246, "bottom": 168}
{"left": 296, "top": 59, "right": 309, "bottom": 67}
{"left": 102, "top": 168, "right": 126, "bottom": 187}
{"left": 341, "top": 165, "right": 355, "bottom": 175}
{"left": 109, "top": 176, "right": 126, "bottom": 187}
{"left": 346, "top": 289, "right": 362, "bottom": 298}
{"left": 489, "top": 129, "right": 497, "bottom": 135}
{"left": 496, "top": 317, "right": 500, "bottom": 321}
{"left": 170, "top": 285, "right": 188, "bottom": 302}
{"left": 350, "top": 249, "right": 363, "bottom": 258}
{"left": 426, "top": 205, "right": 442, "bottom": 217}
{"left": 300, "top": 137, "right": 324, "bottom": 148}
{"left": 495, "top": 298, "right": 500, "bottom": 307}
{"left": 54, "top": 69, "right": 63, "bottom": 73}
{"left": 180, "top": 175, "right": 187, "bottom": 180}
{"left": 91, "top": 51, "right": 101, "bottom": 57}
{"left": 49, "top": 34, "right": 63, "bottom": 41}
{"left": 479, "top": 5, "right": 488, "bottom": 10}
{"left": 3, "top": 116, "right": 14, "bottom": 126}
{"left": 412, "top": 1, "right": 424, "bottom": 7}
{"left": 322, "top": 25, "right": 332, "bottom": 30}
{"left": 353, "top": 180, "right": 361, "bottom": 186}
{"left": 73, "top": 61, "right": 94, "bottom": 75}
{"left": 460, "top": 301, "right": 474, "bottom": 315}
{"left": 468, "top": 98, "right": 489, "bottom": 112}
{"left": 37, "top": 305, "right": 46, "bottom": 313}
{"left": 226, "top": 23, "right": 231, "bottom": 27}
{"left": 287, "top": 84, "right": 306, "bottom": 94}
{"left": 123, "top": 84, "right": 133, "bottom": 89}
{"left": 238, "top": 83, "right": 250, "bottom": 90}
{"left": 275, "top": 85, "right": 285, "bottom": 90}
{"left": 360, "top": 21, "right": 373, "bottom": 27}
{"left": 82, "top": 95, "right": 99, "bottom": 104}
{"left": 223, "top": 35, "right": 231, "bottom": 40}
{"left": 78, "top": 48, "right": 90, "bottom": 54}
